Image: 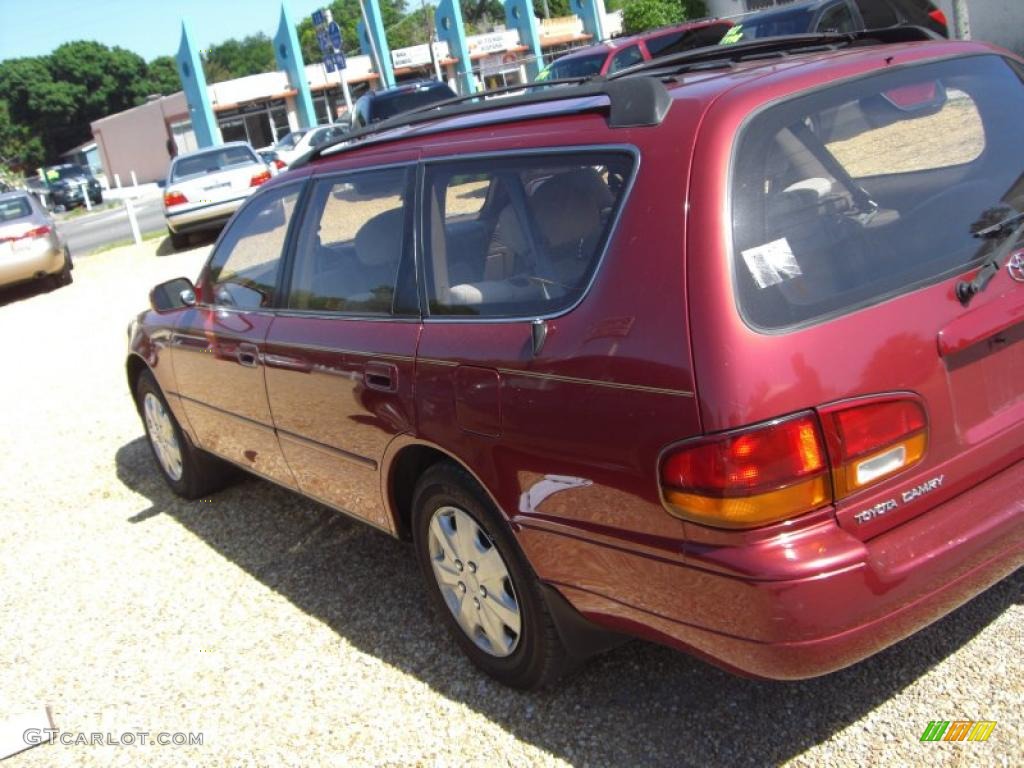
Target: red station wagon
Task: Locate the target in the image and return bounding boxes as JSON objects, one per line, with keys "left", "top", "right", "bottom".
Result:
{"left": 128, "top": 29, "right": 1024, "bottom": 689}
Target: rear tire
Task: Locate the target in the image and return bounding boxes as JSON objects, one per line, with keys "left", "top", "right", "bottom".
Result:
{"left": 56, "top": 248, "right": 73, "bottom": 286}
{"left": 168, "top": 229, "right": 189, "bottom": 250}
{"left": 136, "top": 369, "right": 231, "bottom": 499}
{"left": 412, "top": 463, "right": 571, "bottom": 689}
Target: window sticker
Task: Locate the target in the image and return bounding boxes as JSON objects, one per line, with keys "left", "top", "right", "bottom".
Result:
{"left": 741, "top": 238, "right": 803, "bottom": 289}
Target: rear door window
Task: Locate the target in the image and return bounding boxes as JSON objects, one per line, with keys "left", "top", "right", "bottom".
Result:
{"left": 609, "top": 45, "right": 644, "bottom": 73}
{"left": 731, "top": 55, "right": 1024, "bottom": 330}
{"left": 423, "top": 152, "right": 635, "bottom": 318}
{"left": 287, "top": 166, "right": 412, "bottom": 315}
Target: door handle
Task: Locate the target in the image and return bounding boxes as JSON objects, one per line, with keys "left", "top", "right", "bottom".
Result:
{"left": 263, "top": 353, "right": 312, "bottom": 373}
{"left": 364, "top": 361, "right": 398, "bottom": 392}
{"left": 236, "top": 342, "right": 260, "bottom": 368}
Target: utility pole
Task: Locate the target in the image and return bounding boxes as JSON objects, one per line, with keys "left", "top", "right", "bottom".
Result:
{"left": 951, "top": 0, "right": 971, "bottom": 40}
{"left": 423, "top": 0, "right": 443, "bottom": 82}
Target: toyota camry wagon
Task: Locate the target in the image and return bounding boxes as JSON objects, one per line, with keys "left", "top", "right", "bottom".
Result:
{"left": 127, "top": 29, "right": 1024, "bottom": 689}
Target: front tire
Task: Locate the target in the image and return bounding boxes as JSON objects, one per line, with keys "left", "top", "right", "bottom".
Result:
{"left": 136, "top": 370, "right": 230, "bottom": 499}
{"left": 412, "top": 463, "right": 570, "bottom": 689}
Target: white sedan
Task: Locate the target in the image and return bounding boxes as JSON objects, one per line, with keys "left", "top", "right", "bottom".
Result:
{"left": 163, "top": 143, "right": 271, "bottom": 250}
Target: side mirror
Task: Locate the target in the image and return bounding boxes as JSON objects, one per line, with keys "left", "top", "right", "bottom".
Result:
{"left": 150, "top": 277, "right": 196, "bottom": 312}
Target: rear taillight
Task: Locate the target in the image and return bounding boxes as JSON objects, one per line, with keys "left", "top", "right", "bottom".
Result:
{"left": 164, "top": 191, "right": 188, "bottom": 207}
{"left": 250, "top": 170, "right": 272, "bottom": 187}
{"left": 929, "top": 9, "right": 948, "bottom": 29}
{"left": 661, "top": 412, "right": 830, "bottom": 528}
{"left": 25, "top": 225, "right": 52, "bottom": 239}
{"left": 1, "top": 225, "right": 52, "bottom": 244}
{"left": 273, "top": 159, "right": 286, "bottom": 170}
{"left": 820, "top": 398, "right": 927, "bottom": 499}
{"left": 660, "top": 396, "right": 928, "bottom": 529}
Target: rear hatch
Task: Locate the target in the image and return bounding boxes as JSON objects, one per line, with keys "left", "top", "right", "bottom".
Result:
{"left": 689, "top": 52, "right": 1024, "bottom": 541}
{"left": 167, "top": 145, "right": 264, "bottom": 209}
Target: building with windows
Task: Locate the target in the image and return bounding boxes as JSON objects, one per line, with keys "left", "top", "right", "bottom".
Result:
{"left": 90, "top": 14, "right": 620, "bottom": 185}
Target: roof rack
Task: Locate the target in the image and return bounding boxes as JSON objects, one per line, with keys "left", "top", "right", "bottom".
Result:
{"left": 294, "top": 25, "right": 940, "bottom": 169}
{"left": 607, "top": 25, "right": 942, "bottom": 80}
{"left": 294, "top": 76, "right": 671, "bottom": 168}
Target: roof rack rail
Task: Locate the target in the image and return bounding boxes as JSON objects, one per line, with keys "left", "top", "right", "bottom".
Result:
{"left": 294, "top": 76, "right": 672, "bottom": 168}
{"left": 607, "top": 25, "right": 942, "bottom": 80}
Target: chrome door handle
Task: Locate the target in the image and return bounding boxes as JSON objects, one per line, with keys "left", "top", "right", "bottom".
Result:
{"left": 236, "top": 342, "right": 260, "bottom": 367}
{"left": 364, "top": 361, "right": 398, "bottom": 392}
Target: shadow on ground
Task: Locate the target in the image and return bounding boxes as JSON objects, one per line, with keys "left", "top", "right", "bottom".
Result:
{"left": 155, "top": 230, "right": 218, "bottom": 258}
{"left": 115, "top": 437, "right": 1022, "bottom": 767}
{"left": 0, "top": 274, "right": 67, "bottom": 308}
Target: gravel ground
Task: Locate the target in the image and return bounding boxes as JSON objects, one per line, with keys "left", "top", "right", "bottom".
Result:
{"left": 0, "top": 239, "right": 1021, "bottom": 768}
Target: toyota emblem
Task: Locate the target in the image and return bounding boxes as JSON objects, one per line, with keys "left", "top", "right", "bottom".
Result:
{"left": 1009, "top": 251, "right": 1024, "bottom": 283}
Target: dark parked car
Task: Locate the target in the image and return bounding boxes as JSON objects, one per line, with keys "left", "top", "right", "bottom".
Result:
{"left": 41, "top": 164, "right": 103, "bottom": 211}
{"left": 719, "top": 0, "right": 948, "bottom": 43}
{"left": 128, "top": 30, "right": 1024, "bottom": 689}
{"left": 351, "top": 80, "right": 457, "bottom": 128}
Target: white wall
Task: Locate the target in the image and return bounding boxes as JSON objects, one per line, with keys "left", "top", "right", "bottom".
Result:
{"left": 936, "top": 0, "right": 1024, "bottom": 54}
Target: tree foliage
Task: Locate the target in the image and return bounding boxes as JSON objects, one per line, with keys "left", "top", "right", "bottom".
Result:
{"left": 621, "top": 0, "right": 684, "bottom": 34}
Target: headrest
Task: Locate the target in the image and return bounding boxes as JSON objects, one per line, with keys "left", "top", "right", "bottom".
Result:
{"left": 355, "top": 207, "right": 404, "bottom": 267}
{"left": 529, "top": 169, "right": 614, "bottom": 248}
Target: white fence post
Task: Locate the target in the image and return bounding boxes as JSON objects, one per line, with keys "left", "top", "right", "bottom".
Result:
{"left": 124, "top": 198, "right": 142, "bottom": 245}
{"left": 81, "top": 182, "right": 92, "bottom": 211}
{"left": 130, "top": 170, "right": 138, "bottom": 187}
{"left": 114, "top": 173, "right": 122, "bottom": 189}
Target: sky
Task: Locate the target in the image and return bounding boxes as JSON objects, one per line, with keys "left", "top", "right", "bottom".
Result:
{"left": 0, "top": 0, "right": 327, "bottom": 62}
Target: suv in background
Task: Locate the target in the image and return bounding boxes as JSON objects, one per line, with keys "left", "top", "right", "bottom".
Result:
{"left": 41, "top": 164, "right": 103, "bottom": 211}
{"left": 129, "top": 31, "right": 1024, "bottom": 689}
{"left": 351, "top": 80, "right": 457, "bottom": 128}
{"left": 721, "top": 0, "right": 948, "bottom": 42}
{"left": 539, "top": 18, "right": 734, "bottom": 79}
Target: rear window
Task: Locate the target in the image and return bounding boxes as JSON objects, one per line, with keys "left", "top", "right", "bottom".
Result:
{"left": 370, "top": 86, "right": 454, "bottom": 122}
{"left": 0, "top": 197, "right": 32, "bottom": 222}
{"left": 545, "top": 53, "right": 607, "bottom": 80}
{"left": 721, "top": 9, "right": 814, "bottom": 42}
{"left": 172, "top": 146, "right": 257, "bottom": 181}
{"left": 645, "top": 23, "right": 732, "bottom": 58}
{"left": 731, "top": 55, "right": 1024, "bottom": 330}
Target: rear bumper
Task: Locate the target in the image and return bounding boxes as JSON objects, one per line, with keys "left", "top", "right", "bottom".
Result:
{"left": 165, "top": 197, "right": 247, "bottom": 234}
{"left": 521, "top": 457, "right": 1024, "bottom": 679}
{"left": 0, "top": 242, "right": 64, "bottom": 287}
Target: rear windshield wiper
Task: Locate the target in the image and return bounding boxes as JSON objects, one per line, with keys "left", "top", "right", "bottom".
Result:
{"left": 956, "top": 205, "right": 1024, "bottom": 306}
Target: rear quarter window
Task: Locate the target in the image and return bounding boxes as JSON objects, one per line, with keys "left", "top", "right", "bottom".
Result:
{"left": 730, "top": 55, "right": 1024, "bottom": 330}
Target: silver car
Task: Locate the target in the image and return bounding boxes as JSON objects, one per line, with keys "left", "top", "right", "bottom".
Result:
{"left": 163, "top": 142, "right": 271, "bottom": 249}
{"left": 0, "top": 191, "right": 71, "bottom": 290}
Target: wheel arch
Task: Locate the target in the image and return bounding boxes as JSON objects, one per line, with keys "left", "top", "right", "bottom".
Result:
{"left": 126, "top": 353, "right": 149, "bottom": 410}
{"left": 382, "top": 438, "right": 513, "bottom": 542}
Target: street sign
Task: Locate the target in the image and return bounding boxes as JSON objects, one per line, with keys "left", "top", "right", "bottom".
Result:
{"left": 317, "top": 29, "right": 330, "bottom": 54}
{"left": 327, "top": 21, "right": 343, "bottom": 50}
{"left": 333, "top": 51, "right": 347, "bottom": 70}
{"left": 324, "top": 56, "right": 336, "bottom": 73}
{"left": 311, "top": 9, "right": 325, "bottom": 26}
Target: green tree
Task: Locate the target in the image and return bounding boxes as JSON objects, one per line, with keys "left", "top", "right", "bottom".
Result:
{"left": 0, "top": 99, "right": 44, "bottom": 171}
{"left": 145, "top": 56, "right": 182, "bottom": 96}
{"left": 622, "top": 0, "right": 683, "bottom": 34}
{"left": 202, "top": 34, "right": 277, "bottom": 83}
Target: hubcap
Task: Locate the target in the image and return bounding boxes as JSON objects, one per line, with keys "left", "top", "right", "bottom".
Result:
{"left": 427, "top": 505, "right": 522, "bottom": 657}
{"left": 143, "top": 392, "right": 183, "bottom": 482}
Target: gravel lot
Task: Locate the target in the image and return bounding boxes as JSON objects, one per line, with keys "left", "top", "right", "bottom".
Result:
{"left": 0, "top": 238, "right": 1021, "bottom": 767}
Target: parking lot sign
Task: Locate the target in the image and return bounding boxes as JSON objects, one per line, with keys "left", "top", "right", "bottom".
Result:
{"left": 311, "top": 9, "right": 325, "bottom": 26}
